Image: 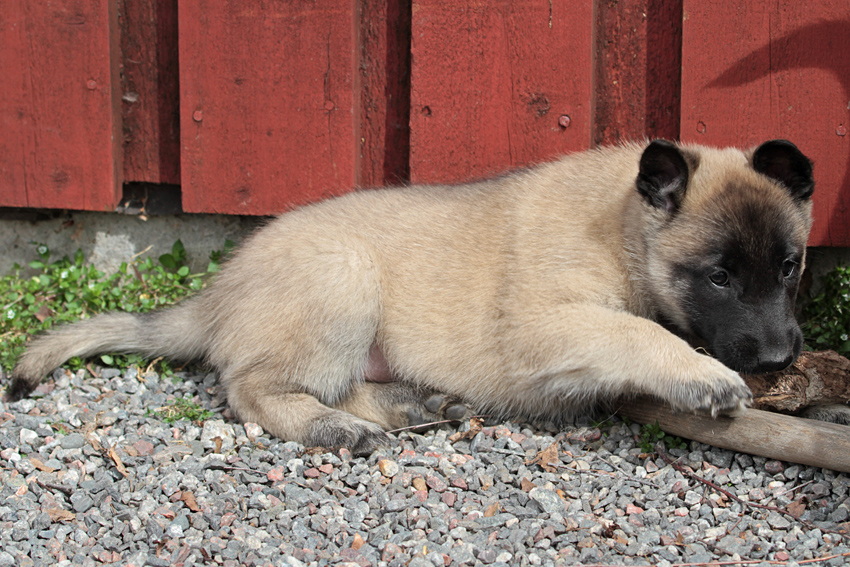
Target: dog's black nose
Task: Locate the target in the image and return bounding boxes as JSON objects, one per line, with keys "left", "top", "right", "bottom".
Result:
{"left": 754, "top": 353, "right": 794, "bottom": 373}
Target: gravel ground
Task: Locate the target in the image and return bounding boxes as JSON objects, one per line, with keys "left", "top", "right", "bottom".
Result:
{"left": 1, "top": 366, "right": 849, "bottom": 567}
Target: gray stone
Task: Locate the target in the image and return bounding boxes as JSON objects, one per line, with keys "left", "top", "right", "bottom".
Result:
{"left": 19, "top": 428, "right": 38, "bottom": 446}
{"left": 201, "top": 420, "right": 236, "bottom": 452}
{"left": 60, "top": 433, "right": 86, "bottom": 450}
{"left": 166, "top": 521, "right": 184, "bottom": 539}
{"left": 766, "top": 511, "right": 791, "bottom": 530}
{"left": 101, "top": 535, "right": 123, "bottom": 551}
{"left": 70, "top": 492, "right": 94, "bottom": 513}
{"left": 528, "top": 487, "right": 566, "bottom": 515}
{"left": 385, "top": 498, "right": 409, "bottom": 512}
{"left": 1, "top": 353, "right": 849, "bottom": 567}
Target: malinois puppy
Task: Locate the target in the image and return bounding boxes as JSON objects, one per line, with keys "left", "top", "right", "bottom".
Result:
{"left": 6, "top": 140, "right": 815, "bottom": 454}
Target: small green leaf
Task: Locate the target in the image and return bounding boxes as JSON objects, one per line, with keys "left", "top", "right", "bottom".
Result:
{"left": 101, "top": 354, "right": 114, "bottom": 365}
{"left": 159, "top": 254, "right": 177, "bottom": 269}
{"left": 172, "top": 239, "right": 187, "bottom": 261}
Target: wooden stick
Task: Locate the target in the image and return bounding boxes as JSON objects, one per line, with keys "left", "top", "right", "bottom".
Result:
{"left": 617, "top": 396, "right": 850, "bottom": 473}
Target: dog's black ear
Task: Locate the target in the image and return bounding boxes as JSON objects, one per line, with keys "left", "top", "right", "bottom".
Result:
{"left": 636, "top": 140, "right": 690, "bottom": 213}
{"left": 752, "top": 139, "right": 814, "bottom": 201}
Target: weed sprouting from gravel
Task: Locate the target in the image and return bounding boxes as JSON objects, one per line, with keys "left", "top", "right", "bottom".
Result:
{"left": 0, "top": 240, "right": 232, "bottom": 374}
{"left": 148, "top": 396, "right": 215, "bottom": 425}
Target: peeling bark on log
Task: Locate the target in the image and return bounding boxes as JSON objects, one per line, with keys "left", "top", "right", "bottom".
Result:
{"left": 744, "top": 350, "right": 850, "bottom": 414}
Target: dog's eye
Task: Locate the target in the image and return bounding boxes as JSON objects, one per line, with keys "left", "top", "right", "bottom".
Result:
{"left": 782, "top": 259, "right": 798, "bottom": 279}
{"left": 709, "top": 270, "right": 730, "bottom": 287}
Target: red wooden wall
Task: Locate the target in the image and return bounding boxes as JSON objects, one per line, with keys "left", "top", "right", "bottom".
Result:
{"left": 1, "top": 0, "right": 849, "bottom": 246}
{"left": 120, "top": 0, "right": 180, "bottom": 186}
{"left": 680, "top": 0, "right": 850, "bottom": 246}
{"left": 178, "top": 1, "right": 361, "bottom": 214}
{"left": 1, "top": 0, "right": 123, "bottom": 211}
{"left": 408, "top": 0, "right": 593, "bottom": 183}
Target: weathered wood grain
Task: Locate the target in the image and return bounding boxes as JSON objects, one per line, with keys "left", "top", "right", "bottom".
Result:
{"left": 408, "top": 0, "right": 593, "bottom": 185}
{"left": 594, "top": 0, "right": 682, "bottom": 145}
{"left": 358, "top": 0, "right": 411, "bottom": 188}
{"left": 680, "top": 0, "right": 850, "bottom": 246}
{"left": 0, "top": 0, "right": 122, "bottom": 210}
{"left": 747, "top": 350, "right": 850, "bottom": 413}
{"left": 119, "top": 0, "right": 180, "bottom": 185}
{"left": 619, "top": 396, "right": 850, "bottom": 472}
{"left": 178, "top": 1, "right": 359, "bottom": 214}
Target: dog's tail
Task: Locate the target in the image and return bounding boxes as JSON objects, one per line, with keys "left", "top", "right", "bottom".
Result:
{"left": 5, "top": 298, "right": 209, "bottom": 401}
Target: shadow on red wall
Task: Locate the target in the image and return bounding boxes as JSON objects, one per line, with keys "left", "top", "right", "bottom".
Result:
{"left": 707, "top": 20, "right": 850, "bottom": 243}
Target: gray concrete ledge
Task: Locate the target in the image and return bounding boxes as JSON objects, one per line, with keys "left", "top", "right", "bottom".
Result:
{"left": 0, "top": 210, "right": 264, "bottom": 277}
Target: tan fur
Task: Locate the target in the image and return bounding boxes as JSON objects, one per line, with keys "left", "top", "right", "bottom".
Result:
{"left": 7, "top": 141, "right": 813, "bottom": 453}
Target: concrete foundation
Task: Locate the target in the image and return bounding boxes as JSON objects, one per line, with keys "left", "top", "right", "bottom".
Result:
{"left": 0, "top": 209, "right": 264, "bottom": 277}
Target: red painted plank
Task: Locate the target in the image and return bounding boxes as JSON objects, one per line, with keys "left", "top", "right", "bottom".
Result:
{"left": 594, "top": 0, "right": 682, "bottom": 145}
{"left": 119, "top": 0, "right": 180, "bottom": 185}
{"left": 359, "top": 0, "right": 411, "bottom": 188}
{"left": 179, "top": 1, "right": 359, "bottom": 214}
{"left": 681, "top": 0, "right": 850, "bottom": 246}
{"left": 0, "top": 0, "right": 123, "bottom": 211}
{"left": 409, "top": 0, "right": 593, "bottom": 185}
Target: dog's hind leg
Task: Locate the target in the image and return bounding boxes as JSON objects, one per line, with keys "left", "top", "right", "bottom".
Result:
{"left": 224, "top": 367, "right": 390, "bottom": 454}
{"left": 334, "top": 381, "right": 473, "bottom": 431}
{"left": 209, "top": 239, "right": 399, "bottom": 452}
{"left": 224, "top": 369, "right": 472, "bottom": 454}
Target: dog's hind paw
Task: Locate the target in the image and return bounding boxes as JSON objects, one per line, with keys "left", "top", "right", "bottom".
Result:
{"left": 404, "top": 393, "right": 474, "bottom": 430}
{"left": 306, "top": 413, "right": 390, "bottom": 456}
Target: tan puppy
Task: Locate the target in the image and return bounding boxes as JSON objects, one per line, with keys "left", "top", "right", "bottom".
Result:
{"left": 6, "top": 140, "right": 815, "bottom": 453}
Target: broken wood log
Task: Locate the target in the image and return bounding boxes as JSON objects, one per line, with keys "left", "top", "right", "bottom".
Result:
{"left": 618, "top": 397, "right": 850, "bottom": 473}
{"left": 745, "top": 350, "right": 850, "bottom": 413}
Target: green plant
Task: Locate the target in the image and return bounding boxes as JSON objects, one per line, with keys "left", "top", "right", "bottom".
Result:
{"left": 590, "top": 417, "right": 614, "bottom": 430}
{"left": 637, "top": 421, "right": 687, "bottom": 453}
{"left": 801, "top": 265, "right": 850, "bottom": 356}
{"left": 148, "top": 396, "right": 214, "bottom": 425}
{"left": 0, "top": 240, "right": 222, "bottom": 374}
{"left": 207, "top": 239, "right": 237, "bottom": 273}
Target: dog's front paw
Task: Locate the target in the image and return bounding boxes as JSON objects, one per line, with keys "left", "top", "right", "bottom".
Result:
{"left": 667, "top": 357, "right": 752, "bottom": 417}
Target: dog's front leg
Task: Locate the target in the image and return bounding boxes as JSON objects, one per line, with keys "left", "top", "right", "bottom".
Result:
{"left": 500, "top": 303, "right": 752, "bottom": 417}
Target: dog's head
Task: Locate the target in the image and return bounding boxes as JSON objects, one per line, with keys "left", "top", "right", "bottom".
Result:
{"left": 637, "top": 139, "right": 814, "bottom": 374}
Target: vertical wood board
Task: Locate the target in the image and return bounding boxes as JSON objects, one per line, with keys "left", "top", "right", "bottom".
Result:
{"left": 179, "top": 0, "right": 359, "bottom": 214}
{"left": 681, "top": 0, "right": 850, "bottom": 246}
{"left": 594, "top": 0, "right": 682, "bottom": 145}
{"left": 119, "top": 0, "right": 180, "bottom": 185}
{"left": 409, "top": 0, "right": 593, "bottom": 185}
{"left": 358, "top": 0, "right": 411, "bottom": 188}
{"left": 0, "top": 0, "right": 122, "bottom": 210}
